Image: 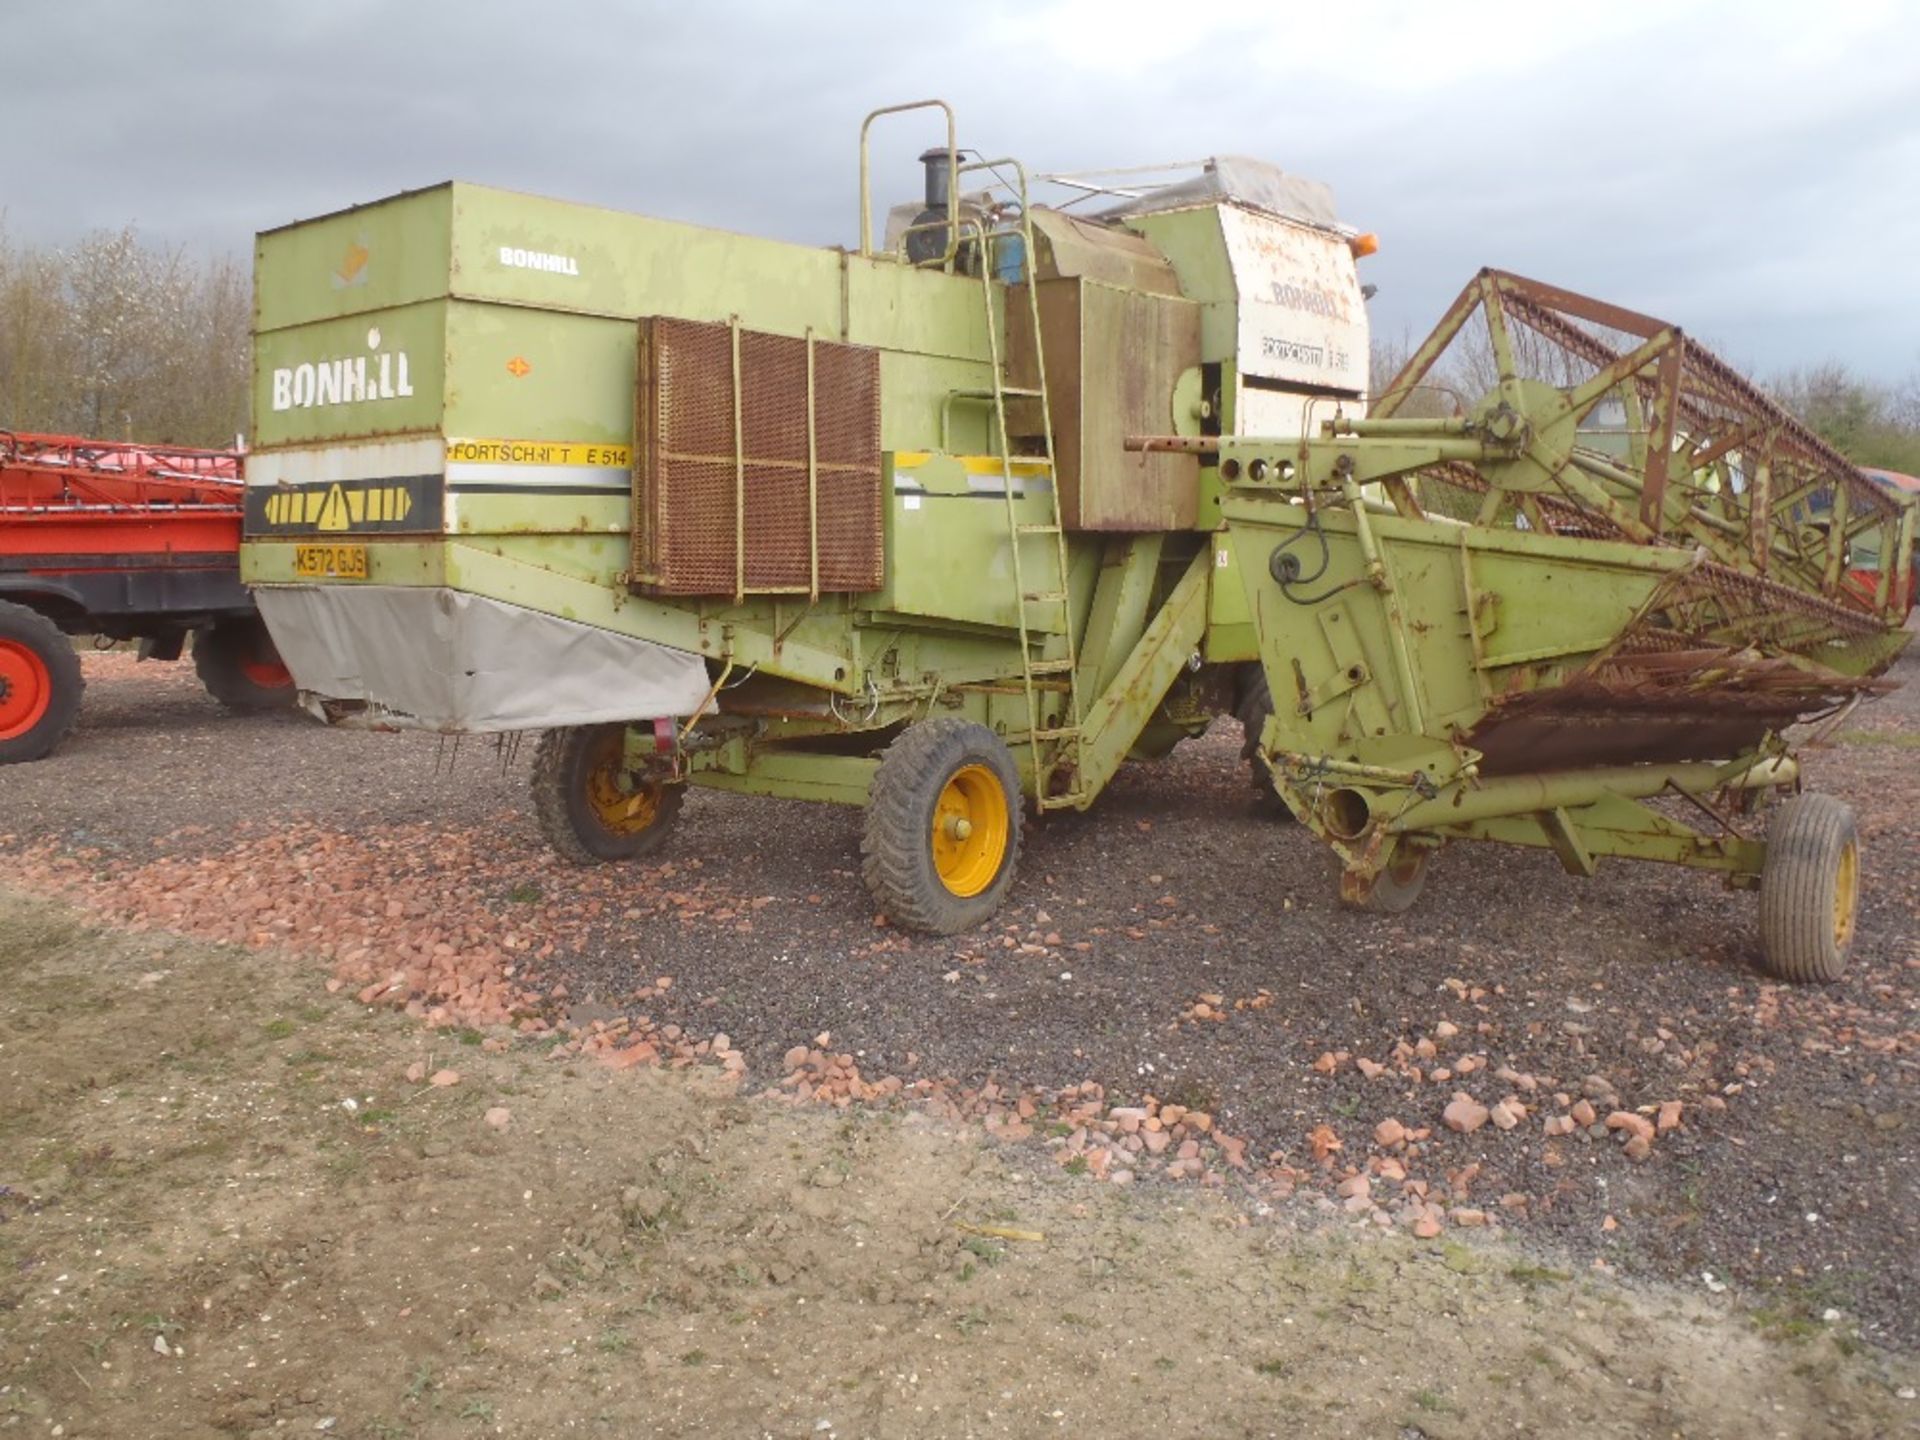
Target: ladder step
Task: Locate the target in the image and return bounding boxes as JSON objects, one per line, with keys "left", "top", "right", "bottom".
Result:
{"left": 1031, "top": 726, "right": 1082, "bottom": 742}
{"left": 1023, "top": 590, "right": 1068, "bottom": 605}
{"left": 1037, "top": 790, "right": 1088, "bottom": 811}
{"left": 1015, "top": 522, "right": 1061, "bottom": 535}
{"left": 950, "top": 385, "right": 1045, "bottom": 400}
{"left": 1024, "top": 658, "right": 1076, "bottom": 676}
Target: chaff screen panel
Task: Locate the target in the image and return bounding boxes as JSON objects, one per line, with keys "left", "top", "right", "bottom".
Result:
{"left": 633, "top": 317, "right": 882, "bottom": 597}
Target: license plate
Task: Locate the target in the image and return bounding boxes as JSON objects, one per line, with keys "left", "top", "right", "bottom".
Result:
{"left": 294, "top": 543, "right": 369, "bottom": 579}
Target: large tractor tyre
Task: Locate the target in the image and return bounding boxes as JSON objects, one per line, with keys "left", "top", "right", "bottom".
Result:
{"left": 861, "top": 718, "right": 1023, "bottom": 935}
{"left": 0, "top": 601, "right": 83, "bottom": 765}
{"left": 1236, "top": 667, "right": 1291, "bottom": 819}
{"left": 1758, "top": 794, "right": 1860, "bottom": 983}
{"left": 195, "top": 617, "right": 296, "bottom": 710}
{"left": 531, "top": 723, "right": 684, "bottom": 865}
{"left": 1337, "top": 843, "right": 1431, "bottom": 915}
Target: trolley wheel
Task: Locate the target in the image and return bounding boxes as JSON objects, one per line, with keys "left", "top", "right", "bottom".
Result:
{"left": 531, "top": 723, "right": 683, "bottom": 864}
{"left": 1236, "top": 666, "right": 1292, "bottom": 819}
{"left": 1758, "top": 794, "right": 1859, "bottom": 983}
{"left": 195, "top": 617, "right": 296, "bottom": 710}
{"left": 0, "top": 600, "right": 83, "bottom": 764}
{"left": 1339, "top": 843, "right": 1431, "bottom": 915}
{"left": 861, "top": 718, "right": 1022, "bottom": 935}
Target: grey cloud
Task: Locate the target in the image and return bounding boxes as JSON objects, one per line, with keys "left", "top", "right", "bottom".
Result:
{"left": 3, "top": 0, "right": 1915, "bottom": 379}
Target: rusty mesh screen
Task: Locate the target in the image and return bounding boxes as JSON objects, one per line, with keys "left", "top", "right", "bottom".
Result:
{"left": 633, "top": 317, "right": 882, "bottom": 596}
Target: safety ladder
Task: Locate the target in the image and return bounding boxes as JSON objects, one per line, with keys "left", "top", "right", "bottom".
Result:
{"left": 955, "top": 159, "right": 1085, "bottom": 810}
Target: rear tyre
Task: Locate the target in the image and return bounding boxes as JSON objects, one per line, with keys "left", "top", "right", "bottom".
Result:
{"left": 0, "top": 601, "right": 82, "bottom": 764}
{"left": 1758, "top": 794, "right": 1859, "bottom": 983}
{"left": 861, "top": 718, "right": 1022, "bottom": 935}
{"left": 195, "top": 617, "right": 296, "bottom": 710}
{"left": 531, "top": 723, "right": 683, "bottom": 864}
{"left": 1236, "top": 666, "right": 1291, "bottom": 819}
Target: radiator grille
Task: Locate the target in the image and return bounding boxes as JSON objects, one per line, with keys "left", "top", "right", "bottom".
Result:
{"left": 633, "top": 317, "right": 883, "bottom": 596}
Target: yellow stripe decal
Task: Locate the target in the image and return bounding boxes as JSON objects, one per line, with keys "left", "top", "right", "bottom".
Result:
{"left": 446, "top": 438, "right": 632, "bottom": 468}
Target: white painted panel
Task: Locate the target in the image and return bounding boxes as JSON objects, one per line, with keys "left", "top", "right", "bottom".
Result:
{"left": 1221, "top": 206, "right": 1369, "bottom": 395}
{"left": 246, "top": 437, "right": 445, "bottom": 487}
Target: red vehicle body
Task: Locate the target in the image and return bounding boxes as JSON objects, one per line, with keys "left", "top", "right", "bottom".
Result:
{"left": 0, "top": 430, "right": 292, "bottom": 762}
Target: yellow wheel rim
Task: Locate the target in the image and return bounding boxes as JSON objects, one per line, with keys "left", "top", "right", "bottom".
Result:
{"left": 1833, "top": 839, "right": 1859, "bottom": 950}
{"left": 930, "top": 763, "right": 1009, "bottom": 898}
{"left": 583, "top": 733, "right": 662, "bottom": 835}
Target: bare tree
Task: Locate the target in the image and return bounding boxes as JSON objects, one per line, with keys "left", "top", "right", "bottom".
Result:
{"left": 0, "top": 220, "right": 248, "bottom": 446}
{"left": 1769, "top": 362, "right": 1920, "bottom": 474}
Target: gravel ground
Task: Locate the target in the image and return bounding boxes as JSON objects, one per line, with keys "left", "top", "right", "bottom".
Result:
{"left": 4, "top": 638, "right": 1916, "bottom": 1350}
{"left": 11, "top": 896, "right": 1912, "bottom": 1440}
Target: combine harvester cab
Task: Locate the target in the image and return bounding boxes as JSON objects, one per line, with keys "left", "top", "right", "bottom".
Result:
{"left": 242, "top": 102, "right": 1911, "bottom": 980}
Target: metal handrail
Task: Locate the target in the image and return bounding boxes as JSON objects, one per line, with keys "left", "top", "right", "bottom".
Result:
{"left": 857, "top": 100, "right": 956, "bottom": 264}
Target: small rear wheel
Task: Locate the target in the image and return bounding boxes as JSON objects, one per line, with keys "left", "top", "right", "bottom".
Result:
{"left": 1758, "top": 794, "right": 1859, "bottom": 983}
{"left": 861, "top": 718, "right": 1022, "bottom": 935}
{"left": 0, "top": 600, "right": 83, "bottom": 764}
{"left": 1338, "top": 843, "right": 1431, "bottom": 914}
{"left": 195, "top": 617, "right": 296, "bottom": 710}
{"left": 532, "top": 723, "right": 683, "bottom": 864}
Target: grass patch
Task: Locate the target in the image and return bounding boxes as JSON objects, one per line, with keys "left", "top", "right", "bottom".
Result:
{"left": 960, "top": 1236, "right": 1006, "bottom": 1266}
{"left": 1507, "top": 1262, "right": 1572, "bottom": 1288}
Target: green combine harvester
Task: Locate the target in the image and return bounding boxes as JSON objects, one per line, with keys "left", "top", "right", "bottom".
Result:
{"left": 242, "top": 101, "right": 1913, "bottom": 981}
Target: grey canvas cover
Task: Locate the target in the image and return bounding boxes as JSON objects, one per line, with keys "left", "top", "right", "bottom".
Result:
{"left": 254, "top": 585, "right": 713, "bottom": 732}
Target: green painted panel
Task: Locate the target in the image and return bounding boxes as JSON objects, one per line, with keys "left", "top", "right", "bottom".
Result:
{"left": 251, "top": 300, "right": 448, "bottom": 449}
{"left": 1202, "top": 532, "right": 1257, "bottom": 662}
{"left": 880, "top": 352, "right": 996, "bottom": 453}
{"left": 442, "top": 301, "right": 634, "bottom": 445}
{"left": 1124, "top": 209, "right": 1238, "bottom": 363}
{"left": 255, "top": 186, "right": 453, "bottom": 334}
{"left": 447, "top": 182, "right": 845, "bottom": 334}
{"left": 843, "top": 259, "right": 995, "bottom": 363}
{"left": 444, "top": 183, "right": 993, "bottom": 364}
{"left": 1222, "top": 499, "right": 1681, "bottom": 755}
{"left": 447, "top": 491, "right": 628, "bottom": 538}
{"left": 873, "top": 455, "right": 1064, "bottom": 632}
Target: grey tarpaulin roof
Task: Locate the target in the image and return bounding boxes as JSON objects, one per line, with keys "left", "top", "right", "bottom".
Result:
{"left": 1086, "top": 156, "right": 1341, "bottom": 230}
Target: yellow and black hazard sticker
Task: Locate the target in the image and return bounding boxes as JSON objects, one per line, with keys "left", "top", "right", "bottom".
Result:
{"left": 245, "top": 474, "right": 443, "bottom": 536}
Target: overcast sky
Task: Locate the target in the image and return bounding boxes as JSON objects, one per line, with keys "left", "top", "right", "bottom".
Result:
{"left": 4, "top": 0, "right": 1916, "bottom": 383}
